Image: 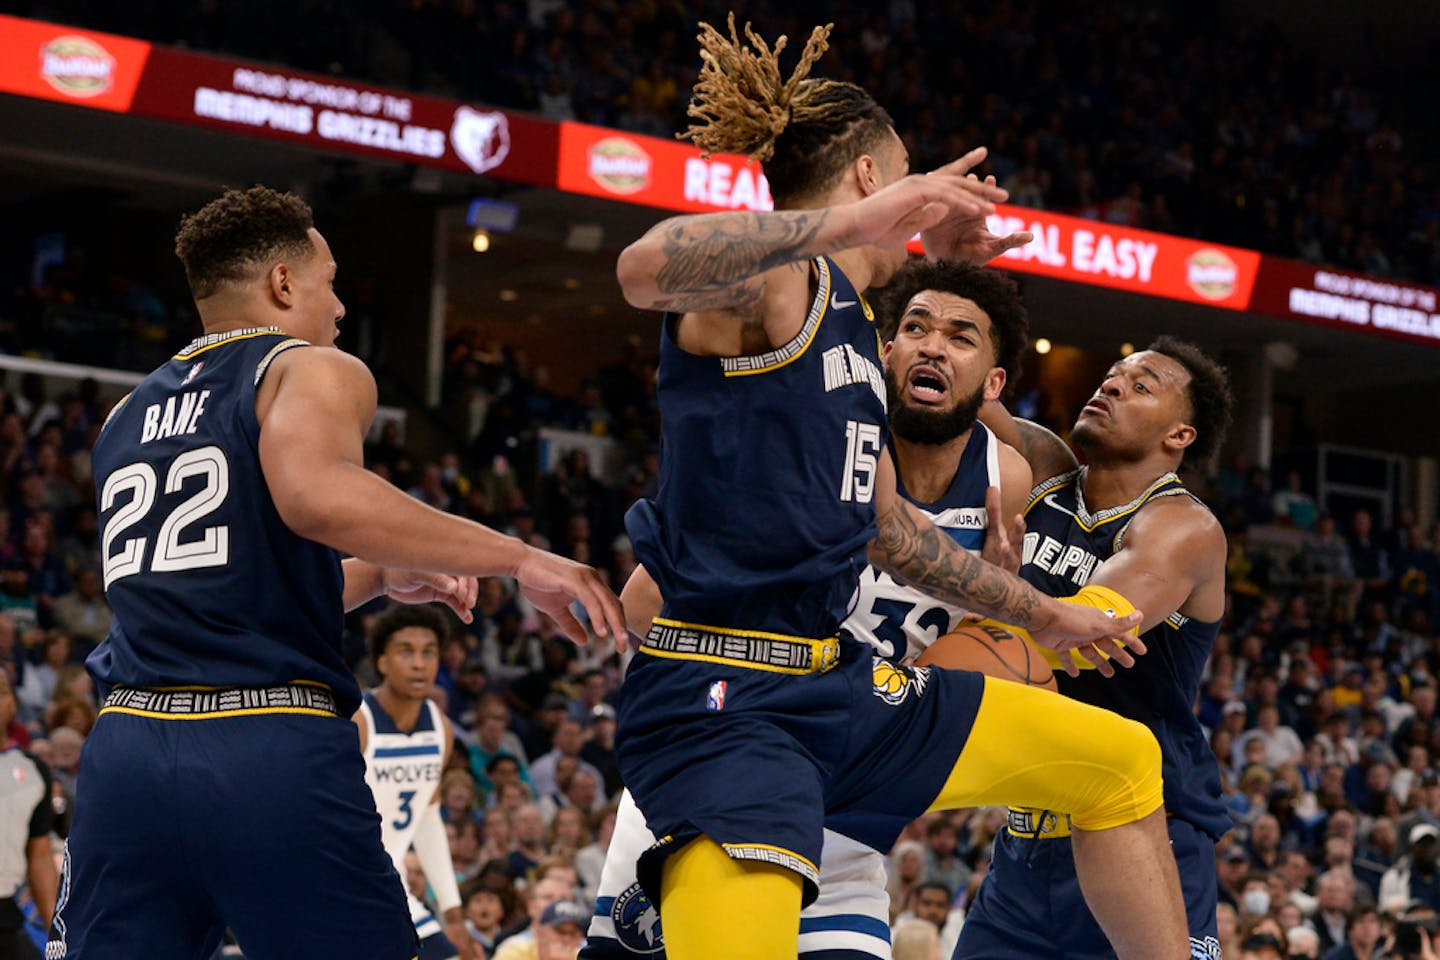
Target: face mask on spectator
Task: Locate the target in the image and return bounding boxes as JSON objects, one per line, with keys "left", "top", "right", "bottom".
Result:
{"left": 1243, "top": 888, "right": 1272, "bottom": 917}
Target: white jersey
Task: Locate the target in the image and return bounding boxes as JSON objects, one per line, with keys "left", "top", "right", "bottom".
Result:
{"left": 843, "top": 423, "right": 1001, "bottom": 662}
{"left": 358, "top": 692, "right": 447, "bottom": 867}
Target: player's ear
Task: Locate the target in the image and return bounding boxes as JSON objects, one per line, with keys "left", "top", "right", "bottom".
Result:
{"left": 1164, "top": 421, "right": 1197, "bottom": 454}
{"left": 983, "top": 367, "right": 1006, "bottom": 403}
{"left": 854, "top": 153, "right": 882, "bottom": 197}
{"left": 882, "top": 339, "right": 893, "bottom": 359}
{"left": 269, "top": 262, "right": 294, "bottom": 307}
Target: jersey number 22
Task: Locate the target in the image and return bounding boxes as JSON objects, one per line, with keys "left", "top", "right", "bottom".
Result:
{"left": 101, "top": 446, "right": 231, "bottom": 587}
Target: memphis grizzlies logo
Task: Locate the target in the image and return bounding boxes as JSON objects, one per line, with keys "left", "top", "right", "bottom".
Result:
{"left": 872, "top": 658, "right": 929, "bottom": 706}
{"left": 613, "top": 882, "right": 664, "bottom": 954}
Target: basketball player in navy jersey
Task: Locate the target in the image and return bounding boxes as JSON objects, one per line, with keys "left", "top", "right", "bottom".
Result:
{"left": 606, "top": 17, "right": 1190, "bottom": 960}
{"left": 52, "top": 187, "right": 625, "bottom": 960}
{"left": 356, "top": 606, "right": 473, "bottom": 960}
{"left": 954, "top": 338, "right": 1234, "bottom": 960}
{"left": 581, "top": 259, "right": 1034, "bottom": 960}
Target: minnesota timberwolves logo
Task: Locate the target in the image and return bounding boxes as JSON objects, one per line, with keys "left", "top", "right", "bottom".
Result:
{"left": 612, "top": 883, "right": 663, "bottom": 954}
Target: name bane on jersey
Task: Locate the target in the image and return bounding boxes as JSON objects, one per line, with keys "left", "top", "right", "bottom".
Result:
{"left": 373, "top": 760, "right": 441, "bottom": 785}
{"left": 822, "top": 344, "right": 886, "bottom": 408}
{"left": 140, "top": 390, "right": 211, "bottom": 444}
{"left": 1022, "top": 531, "right": 1100, "bottom": 587}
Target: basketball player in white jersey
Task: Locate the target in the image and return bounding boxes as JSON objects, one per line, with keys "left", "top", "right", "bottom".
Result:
{"left": 581, "top": 260, "right": 1033, "bottom": 960}
{"left": 355, "top": 605, "right": 472, "bottom": 960}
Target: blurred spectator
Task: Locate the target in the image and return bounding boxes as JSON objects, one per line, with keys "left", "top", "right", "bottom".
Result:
{"left": 50, "top": 569, "right": 110, "bottom": 646}
{"left": 1380, "top": 823, "right": 1440, "bottom": 913}
{"left": 891, "top": 917, "right": 940, "bottom": 960}
{"left": 1324, "top": 904, "right": 1382, "bottom": 960}
{"left": 529, "top": 719, "right": 603, "bottom": 803}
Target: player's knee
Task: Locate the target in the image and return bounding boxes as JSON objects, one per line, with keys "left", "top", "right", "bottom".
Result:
{"left": 1072, "top": 715, "right": 1163, "bottom": 831}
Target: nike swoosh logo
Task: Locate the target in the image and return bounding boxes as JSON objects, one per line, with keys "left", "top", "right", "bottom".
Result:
{"left": 1042, "top": 493, "right": 1078, "bottom": 519}
{"left": 831, "top": 292, "right": 858, "bottom": 310}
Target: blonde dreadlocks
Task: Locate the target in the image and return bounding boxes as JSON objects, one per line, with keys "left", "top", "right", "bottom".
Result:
{"left": 682, "top": 14, "right": 896, "bottom": 206}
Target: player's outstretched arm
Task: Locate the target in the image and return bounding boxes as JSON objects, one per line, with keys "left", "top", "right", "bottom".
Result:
{"left": 616, "top": 148, "right": 1008, "bottom": 313}
{"left": 867, "top": 452, "right": 1141, "bottom": 676}
{"left": 257, "top": 348, "right": 626, "bottom": 645}
{"left": 1085, "top": 496, "right": 1227, "bottom": 634}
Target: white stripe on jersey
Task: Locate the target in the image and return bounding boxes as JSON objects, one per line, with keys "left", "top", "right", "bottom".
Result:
{"left": 360, "top": 697, "right": 447, "bottom": 866}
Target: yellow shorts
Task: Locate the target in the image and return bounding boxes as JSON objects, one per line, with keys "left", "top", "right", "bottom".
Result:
{"left": 926, "top": 676, "right": 1164, "bottom": 832}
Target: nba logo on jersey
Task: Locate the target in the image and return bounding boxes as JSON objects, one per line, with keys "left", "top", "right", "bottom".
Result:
{"left": 181, "top": 361, "right": 204, "bottom": 385}
{"left": 706, "top": 680, "right": 727, "bottom": 712}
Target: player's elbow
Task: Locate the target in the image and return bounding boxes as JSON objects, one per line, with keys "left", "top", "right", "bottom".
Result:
{"left": 616, "top": 240, "right": 661, "bottom": 308}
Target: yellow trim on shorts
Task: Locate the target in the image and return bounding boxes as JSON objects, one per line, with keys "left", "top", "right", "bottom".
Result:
{"left": 720, "top": 842, "right": 818, "bottom": 876}
{"left": 638, "top": 644, "right": 837, "bottom": 676}
{"left": 100, "top": 706, "right": 337, "bottom": 721}
{"left": 645, "top": 617, "right": 840, "bottom": 675}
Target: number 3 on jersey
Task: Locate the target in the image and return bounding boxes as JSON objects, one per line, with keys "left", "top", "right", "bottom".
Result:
{"left": 101, "top": 445, "right": 232, "bottom": 587}
{"left": 841, "top": 420, "right": 882, "bottom": 504}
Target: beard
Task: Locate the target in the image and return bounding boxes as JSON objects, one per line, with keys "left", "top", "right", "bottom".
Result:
{"left": 886, "top": 366, "right": 986, "bottom": 446}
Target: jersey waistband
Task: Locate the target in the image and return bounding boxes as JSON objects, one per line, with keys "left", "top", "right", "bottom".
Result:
{"left": 639, "top": 617, "right": 840, "bottom": 675}
{"left": 1006, "top": 807, "right": 1072, "bottom": 839}
{"left": 100, "top": 683, "right": 338, "bottom": 720}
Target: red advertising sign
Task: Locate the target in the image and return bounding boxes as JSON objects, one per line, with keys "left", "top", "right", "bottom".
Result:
{"left": 1249, "top": 258, "right": 1440, "bottom": 345}
{"left": 130, "top": 47, "right": 557, "bottom": 185}
{"left": 907, "top": 207, "right": 1261, "bottom": 311}
{"left": 0, "top": 14, "right": 150, "bottom": 113}
{"left": 557, "top": 122, "right": 773, "bottom": 213}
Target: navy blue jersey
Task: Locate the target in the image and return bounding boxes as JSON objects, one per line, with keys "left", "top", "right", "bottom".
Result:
{"left": 844, "top": 425, "right": 1001, "bottom": 661}
{"left": 87, "top": 328, "right": 360, "bottom": 715}
{"left": 1020, "top": 469, "right": 1230, "bottom": 839}
{"left": 627, "top": 256, "right": 887, "bottom": 639}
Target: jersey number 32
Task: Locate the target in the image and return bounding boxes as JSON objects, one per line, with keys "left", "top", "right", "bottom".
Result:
{"left": 101, "top": 446, "right": 231, "bottom": 587}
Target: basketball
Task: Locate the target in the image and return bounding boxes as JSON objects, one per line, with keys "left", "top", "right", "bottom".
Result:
{"left": 916, "top": 621, "right": 1057, "bottom": 691}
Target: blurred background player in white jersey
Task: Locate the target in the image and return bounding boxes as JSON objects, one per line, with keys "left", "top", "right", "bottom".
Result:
{"left": 355, "top": 605, "right": 472, "bottom": 960}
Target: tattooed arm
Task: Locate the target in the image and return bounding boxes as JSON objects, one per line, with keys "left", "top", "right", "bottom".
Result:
{"left": 616, "top": 155, "right": 1009, "bottom": 314}
{"left": 867, "top": 452, "right": 1143, "bottom": 675}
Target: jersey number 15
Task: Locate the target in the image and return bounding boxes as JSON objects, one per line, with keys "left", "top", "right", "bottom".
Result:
{"left": 840, "top": 420, "right": 881, "bottom": 504}
{"left": 101, "top": 446, "right": 231, "bottom": 587}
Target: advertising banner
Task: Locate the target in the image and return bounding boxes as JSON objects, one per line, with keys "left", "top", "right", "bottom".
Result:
{"left": 907, "top": 207, "right": 1262, "bottom": 312}
{"left": 557, "top": 121, "right": 773, "bottom": 213}
{"left": 0, "top": 14, "right": 151, "bottom": 113}
{"left": 131, "top": 46, "right": 557, "bottom": 184}
{"left": 1249, "top": 258, "right": 1440, "bottom": 346}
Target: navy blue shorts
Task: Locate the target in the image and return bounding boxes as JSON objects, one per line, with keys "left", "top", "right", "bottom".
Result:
{"left": 616, "top": 638, "right": 982, "bottom": 904}
{"left": 952, "top": 817, "right": 1220, "bottom": 960}
{"left": 50, "top": 710, "right": 417, "bottom": 960}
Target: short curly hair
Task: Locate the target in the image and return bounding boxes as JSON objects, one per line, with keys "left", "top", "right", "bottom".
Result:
{"left": 174, "top": 186, "right": 315, "bottom": 299}
{"left": 1145, "top": 336, "right": 1233, "bottom": 470}
{"left": 369, "top": 603, "right": 450, "bottom": 677}
{"left": 878, "top": 259, "right": 1029, "bottom": 383}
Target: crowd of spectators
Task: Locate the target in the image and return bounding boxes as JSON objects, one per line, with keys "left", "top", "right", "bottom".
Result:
{"left": 5, "top": 331, "right": 1440, "bottom": 959}
{"left": 16, "top": 0, "right": 1440, "bottom": 286}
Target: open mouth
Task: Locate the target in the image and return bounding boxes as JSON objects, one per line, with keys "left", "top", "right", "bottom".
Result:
{"left": 1081, "top": 397, "right": 1111, "bottom": 417}
{"left": 907, "top": 366, "right": 949, "bottom": 405}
